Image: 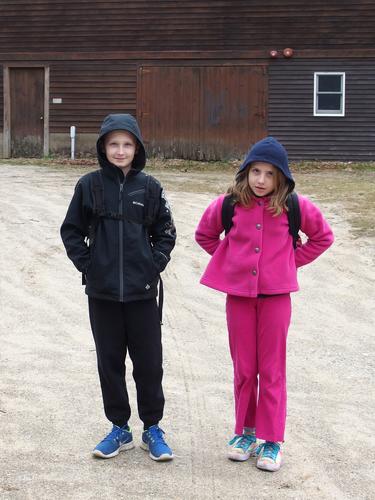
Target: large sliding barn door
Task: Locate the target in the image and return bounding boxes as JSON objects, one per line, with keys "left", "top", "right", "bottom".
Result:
{"left": 138, "top": 65, "right": 267, "bottom": 160}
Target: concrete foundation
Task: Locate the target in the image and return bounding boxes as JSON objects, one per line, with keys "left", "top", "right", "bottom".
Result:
{"left": 0, "top": 133, "right": 98, "bottom": 159}
{"left": 49, "top": 133, "right": 97, "bottom": 157}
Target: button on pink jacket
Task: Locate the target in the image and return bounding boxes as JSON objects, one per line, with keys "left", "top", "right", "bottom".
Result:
{"left": 195, "top": 194, "right": 334, "bottom": 297}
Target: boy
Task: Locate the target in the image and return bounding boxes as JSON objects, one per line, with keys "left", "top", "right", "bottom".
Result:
{"left": 61, "top": 114, "right": 176, "bottom": 461}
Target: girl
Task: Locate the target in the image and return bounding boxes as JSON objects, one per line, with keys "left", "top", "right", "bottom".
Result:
{"left": 195, "top": 137, "right": 334, "bottom": 471}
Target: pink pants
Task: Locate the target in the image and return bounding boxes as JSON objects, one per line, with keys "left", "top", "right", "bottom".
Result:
{"left": 226, "top": 294, "right": 291, "bottom": 442}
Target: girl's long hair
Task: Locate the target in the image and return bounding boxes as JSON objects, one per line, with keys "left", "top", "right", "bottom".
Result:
{"left": 227, "top": 164, "right": 291, "bottom": 216}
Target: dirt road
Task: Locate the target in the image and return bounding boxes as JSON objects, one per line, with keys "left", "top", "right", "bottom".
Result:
{"left": 0, "top": 163, "right": 374, "bottom": 499}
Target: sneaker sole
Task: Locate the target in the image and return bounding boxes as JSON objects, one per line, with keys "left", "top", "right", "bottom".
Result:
{"left": 256, "top": 458, "right": 282, "bottom": 472}
{"left": 140, "top": 441, "right": 174, "bottom": 461}
{"left": 227, "top": 444, "right": 258, "bottom": 462}
{"left": 227, "top": 451, "right": 251, "bottom": 462}
{"left": 92, "top": 440, "right": 135, "bottom": 459}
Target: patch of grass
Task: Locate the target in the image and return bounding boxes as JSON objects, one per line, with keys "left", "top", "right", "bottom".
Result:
{"left": 0, "top": 156, "right": 97, "bottom": 168}
{"left": 291, "top": 161, "right": 375, "bottom": 172}
{"left": 147, "top": 158, "right": 239, "bottom": 172}
{"left": 295, "top": 170, "right": 375, "bottom": 239}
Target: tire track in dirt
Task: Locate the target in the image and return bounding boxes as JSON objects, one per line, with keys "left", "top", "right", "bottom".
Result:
{"left": 162, "top": 193, "right": 223, "bottom": 498}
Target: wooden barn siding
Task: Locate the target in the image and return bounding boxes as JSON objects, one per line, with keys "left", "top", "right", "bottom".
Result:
{"left": 51, "top": 57, "right": 265, "bottom": 136}
{"left": 1, "top": 57, "right": 265, "bottom": 137}
{"left": 0, "top": 65, "right": 3, "bottom": 128}
{"left": 49, "top": 61, "right": 137, "bottom": 133}
{"left": 0, "top": 60, "right": 137, "bottom": 144}
{"left": 1, "top": 56, "right": 266, "bottom": 135}
{"left": 1, "top": 0, "right": 375, "bottom": 52}
{"left": 268, "top": 59, "right": 375, "bottom": 161}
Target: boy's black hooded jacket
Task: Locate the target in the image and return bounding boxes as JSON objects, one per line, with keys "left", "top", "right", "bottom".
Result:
{"left": 60, "top": 114, "right": 176, "bottom": 303}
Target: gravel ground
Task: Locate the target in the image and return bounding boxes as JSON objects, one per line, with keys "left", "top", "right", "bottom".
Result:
{"left": 0, "top": 163, "right": 374, "bottom": 500}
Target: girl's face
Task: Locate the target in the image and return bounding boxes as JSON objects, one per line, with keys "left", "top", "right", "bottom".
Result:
{"left": 247, "top": 161, "right": 277, "bottom": 197}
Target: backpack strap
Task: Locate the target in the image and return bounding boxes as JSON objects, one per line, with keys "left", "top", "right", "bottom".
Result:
{"left": 158, "top": 277, "right": 164, "bottom": 325}
{"left": 91, "top": 170, "right": 105, "bottom": 214}
{"left": 89, "top": 170, "right": 136, "bottom": 240}
{"left": 222, "top": 191, "right": 301, "bottom": 250}
{"left": 88, "top": 170, "right": 104, "bottom": 244}
{"left": 286, "top": 191, "right": 301, "bottom": 249}
{"left": 142, "top": 175, "right": 163, "bottom": 322}
{"left": 88, "top": 171, "right": 164, "bottom": 320}
{"left": 222, "top": 194, "right": 236, "bottom": 235}
{"left": 90, "top": 171, "right": 160, "bottom": 227}
{"left": 144, "top": 175, "right": 161, "bottom": 227}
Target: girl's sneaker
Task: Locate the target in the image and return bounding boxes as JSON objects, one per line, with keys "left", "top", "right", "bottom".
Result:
{"left": 256, "top": 441, "right": 282, "bottom": 471}
{"left": 227, "top": 434, "right": 258, "bottom": 461}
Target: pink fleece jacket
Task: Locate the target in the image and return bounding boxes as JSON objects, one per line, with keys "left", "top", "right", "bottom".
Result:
{"left": 195, "top": 194, "right": 334, "bottom": 297}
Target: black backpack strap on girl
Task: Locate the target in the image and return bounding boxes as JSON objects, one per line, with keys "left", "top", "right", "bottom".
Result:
{"left": 222, "top": 194, "right": 236, "bottom": 235}
{"left": 286, "top": 191, "right": 301, "bottom": 249}
{"left": 221, "top": 191, "right": 301, "bottom": 248}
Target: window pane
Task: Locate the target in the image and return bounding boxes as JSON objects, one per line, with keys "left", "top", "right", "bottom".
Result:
{"left": 317, "top": 94, "right": 342, "bottom": 111}
{"left": 318, "top": 75, "right": 342, "bottom": 92}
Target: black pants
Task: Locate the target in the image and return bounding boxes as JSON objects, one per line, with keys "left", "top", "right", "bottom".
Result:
{"left": 88, "top": 297, "right": 164, "bottom": 429}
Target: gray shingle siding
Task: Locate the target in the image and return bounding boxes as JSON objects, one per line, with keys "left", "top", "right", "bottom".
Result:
{"left": 268, "top": 59, "right": 375, "bottom": 161}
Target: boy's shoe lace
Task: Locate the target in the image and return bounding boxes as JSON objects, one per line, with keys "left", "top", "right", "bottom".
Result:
{"left": 227, "top": 433, "right": 258, "bottom": 461}
{"left": 256, "top": 441, "right": 282, "bottom": 471}
{"left": 141, "top": 424, "right": 173, "bottom": 461}
{"left": 92, "top": 424, "right": 134, "bottom": 459}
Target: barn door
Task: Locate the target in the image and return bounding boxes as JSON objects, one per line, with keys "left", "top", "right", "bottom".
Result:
{"left": 139, "top": 66, "right": 201, "bottom": 158}
{"left": 138, "top": 65, "right": 267, "bottom": 160}
{"left": 200, "top": 66, "right": 267, "bottom": 159}
{"left": 9, "top": 67, "right": 45, "bottom": 157}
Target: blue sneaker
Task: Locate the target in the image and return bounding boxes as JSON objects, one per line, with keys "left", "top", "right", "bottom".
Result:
{"left": 141, "top": 425, "right": 174, "bottom": 461}
{"left": 92, "top": 424, "right": 134, "bottom": 458}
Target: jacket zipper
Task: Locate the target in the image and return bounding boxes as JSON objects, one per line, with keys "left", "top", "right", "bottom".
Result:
{"left": 119, "top": 179, "right": 125, "bottom": 301}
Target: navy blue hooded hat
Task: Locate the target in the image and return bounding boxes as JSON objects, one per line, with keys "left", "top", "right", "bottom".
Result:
{"left": 97, "top": 113, "right": 146, "bottom": 170}
{"left": 238, "top": 137, "right": 295, "bottom": 191}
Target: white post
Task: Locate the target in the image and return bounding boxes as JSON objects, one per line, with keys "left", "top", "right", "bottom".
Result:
{"left": 70, "top": 126, "right": 76, "bottom": 160}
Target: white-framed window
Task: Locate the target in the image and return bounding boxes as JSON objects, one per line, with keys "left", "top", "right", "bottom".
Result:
{"left": 314, "top": 72, "right": 345, "bottom": 116}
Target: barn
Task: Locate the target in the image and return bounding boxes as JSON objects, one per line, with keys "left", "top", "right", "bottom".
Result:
{"left": 1, "top": 1, "right": 375, "bottom": 161}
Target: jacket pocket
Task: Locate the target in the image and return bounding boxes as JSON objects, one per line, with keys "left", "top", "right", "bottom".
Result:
{"left": 152, "top": 250, "right": 170, "bottom": 273}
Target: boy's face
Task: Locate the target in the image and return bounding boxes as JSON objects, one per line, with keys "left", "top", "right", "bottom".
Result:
{"left": 247, "top": 161, "right": 276, "bottom": 197}
{"left": 104, "top": 130, "right": 137, "bottom": 173}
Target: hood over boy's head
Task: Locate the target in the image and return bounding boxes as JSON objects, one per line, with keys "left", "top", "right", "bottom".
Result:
{"left": 97, "top": 114, "right": 146, "bottom": 170}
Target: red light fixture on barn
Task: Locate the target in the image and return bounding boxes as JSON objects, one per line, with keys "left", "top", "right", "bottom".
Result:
{"left": 269, "top": 49, "right": 279, "bottom": 58}
{"left": 283, "top": 47, "right": 294, "bottom": 58}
